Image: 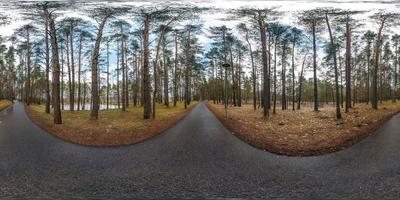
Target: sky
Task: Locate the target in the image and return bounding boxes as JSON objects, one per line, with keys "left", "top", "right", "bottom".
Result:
{"left": 0, "top": 0, "right": 399, "bottom": 82}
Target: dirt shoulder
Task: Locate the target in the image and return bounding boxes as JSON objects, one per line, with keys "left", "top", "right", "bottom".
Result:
{"left": 0, "top": 100, "right": 13, "bottom": 112}
{"left": 207, "top": 101, "right": 400, "bottom": 156}
{"left": 26, "top": 102, "right": 197, "bottom": 147}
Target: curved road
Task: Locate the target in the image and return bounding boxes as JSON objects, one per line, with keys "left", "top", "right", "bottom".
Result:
{"left": 1, "top": 102, "right": 400, "bottom": 199}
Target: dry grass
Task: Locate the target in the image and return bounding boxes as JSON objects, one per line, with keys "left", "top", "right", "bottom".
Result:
{"left": 26, "top": 102, "right": 197, "bottom": 146}
{"left": 0, "top": 100, "right": 13, "bottom": 111}
{"left": 207, "top": 101, "right": 400, "bottom": 156}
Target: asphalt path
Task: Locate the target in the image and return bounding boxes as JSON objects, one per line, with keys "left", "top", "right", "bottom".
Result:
{"left": 0, "top": 102, "right": 400, "bottom": 199}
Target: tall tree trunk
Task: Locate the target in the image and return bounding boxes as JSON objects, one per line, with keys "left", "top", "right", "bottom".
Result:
{"left": 44, "top": 7, "right": 50, "bottom": 113}
{"left": 238, "top": 47, "right": 242, "bottom": 107}
{"left": 229, "top": 45, "right": 236, "bottom": 106}
{"left": 297, "top": 54, "right": 307, "bottom": 110}
{"left": 117, "top": 46, "right": 120, "bottom": 109}
{"left": 61, "top": 44, "right": 64, "bottom": 110}
{"left": 49, "top": 14, "right": 62, "bottom": 124}
{"left": 125, "top": 39, "right": 129, "bottom": 108}
{"left": 66, "top": 33, "right": 72, "bottom": 111}
{"left": 184, "top": 30, "right": 191, "bottom": 109}
{"left": 106, "top": 40, "right": 110, "bottom": 109}
{"left": 245, "top": 31, "right": 256, "bottom": 111}
{"left": 90, "top": 12, "right": 111, "bottom": 120}
{"left": 153, "top": 30, "right": 164, "bottom": 118}
{"left": 273, "top": 37, "right": 277, "bottom": 114}
{"left": 372, "top": 19, "right": 385, "bottom": 110}
{"left": 393, "top": 40, "right": 398, "bottom": 103}
{"left": 281, "top": 42, "right": 286, "bottom": 110}
{"left": 312, "top": 21, "right": 318, "bottom": 111}
{"left": 163, "top": 35, "right": 169, "bottom": 107}
{"left": 70, "top": 23, "right": 75, "bottom": 111}
{"left": 77, "top": 34, "right": 83, "bottom": 110}
{"left": 291, "top": 35, "right": 296, "bottom": 111}
{"left": 143, "top": 14, "right": 152, "bottom": 119}
{"left": 121, "top": 24, "right": 126, "bottom": 111}
{"left": 326, "top": 13, "right": 342, "bottom": 119}
{"left": 345, "top": 15, "right": 352, "bottom": 112}
{"left": 173, "top": 31, "right": 178, "bottom": 107}
{"left": 258, "top": 11, "right": 269, "bottom": 119}
{"left": 366, "top": 40, "right": 371, "bottom": 105}
{"left": 26, "top": 29, "right": 31, "bottom": 105}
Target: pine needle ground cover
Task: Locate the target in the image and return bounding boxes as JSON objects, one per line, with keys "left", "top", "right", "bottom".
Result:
{"left": 26, "top": 102, "right": 197, "bottom": 146}
{"left": 207, "top": 101, "right": 400, "bottom": 156}
{"left": 0, "top": 100, "right": 13, "bottom": 111}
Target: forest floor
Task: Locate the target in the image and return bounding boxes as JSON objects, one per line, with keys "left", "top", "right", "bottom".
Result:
{"left": 0, "top": 100, "right": 13, "bottom": 111}
{"left": 26, "top": 102, "right": 197, "bottom": 146}
{"left": 207, "top": 101, "right": 400, "bottom": 156}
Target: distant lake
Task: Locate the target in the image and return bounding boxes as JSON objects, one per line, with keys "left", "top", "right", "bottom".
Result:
{"left": 61, "top": 104, "right": 120, "bottom": 111}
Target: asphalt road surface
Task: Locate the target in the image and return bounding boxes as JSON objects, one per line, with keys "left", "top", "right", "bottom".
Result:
{"left": 1, "top": 102, "right": 400, "bottom": 199}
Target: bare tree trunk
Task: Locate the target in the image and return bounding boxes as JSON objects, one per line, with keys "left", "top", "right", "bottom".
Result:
{"left": 273, "top": 37, "right": 277, "bottom": 114}
{"left": 393, "top": 40, "right": 398, "bottom": 103}
{"left": 153, "top": 30, "right": 164, "bottom": 118}
{"left": 326, "top": 13, "right": 342, "bottom": 119}
{"left": 106, "top": 40, "right": 110, "bottom": 109}
{"left": 117, "top": 46, "right": 120, "bottom": 109}
{"left": 125, "top": 39, "right": 129, "bottom": 108}
{"left": 281, "top": 42, "right": 287, "bottom": 110}
{"left": 291, "top": 35, "right": 296, "bottom": 111}
{"left": 297, "top": 54, "right": 307, "bottom": 110}
{"left": 143, "top": 14, "right": 152, "bottom": 119}
{"left": 70, "top": 23, "right": 75, "bottom": 111}
{"left": 372, "top": 19, "right": 385, "bottom": 110}
{"left": 61, "top": 44, "right": 64, "bottom": 110}
{"left": 26, "top": 29, "right": 31, "bottom": 106}
{"left": 258, "top": 11, "right": 269, "bottom": 119}
{"left": 245, "top": 31, "right": 256, "bottom": 111}
{"left": 184, "top": 30, "right": 191, "bottom": 109}
{"left": 163, "top": 35, "right": 169, "bottom": 107}
{"left": 312, "top": 21, "right": 318, "bottom": 112}
{"left": 173, "top": 31, "right": 178, "bottom": 107}
{"left": 44, "top": 7, "right": 50, "bottom": 113}
{"left": 366, "top": 41, "right": 371, "bottom": 105}
{"left": 66, "top": 33, "right": 72, "bottom": 111}
{"left": 121, "top": 24, "right": 126, "bottom": 111}
{"left": 49, "top": 13, "right": 62, "bottom": 124}
{"left": 77, "top": 34, "right": 83, "bottom": 110}
{"left": 345, "top": 15, "right": 352, "bottom": 112}
{"left": 90, "top": 11, "right": 111, "bottom": 120}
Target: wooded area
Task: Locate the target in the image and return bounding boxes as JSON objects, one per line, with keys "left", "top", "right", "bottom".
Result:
{"left": 0, "top": 2, "right": 399, "bottom": 125}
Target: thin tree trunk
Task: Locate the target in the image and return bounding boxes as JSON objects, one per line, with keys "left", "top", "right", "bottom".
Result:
{"left": 173, "top": 31, "right": 178, "bottom": 107}
{"left": 291, "top": 35, "right": 295, "bottom": 111}
{"left": 44, "top": 7, "right": 50, "bottom": 113}
{"left": 70, "top": 23, "right": 75, "bottom": 111}
{"left": 297, "top": 54, "right": 307, "bottom": 110}
{"left": 273, "top": 37, "right": 277, "bottom": 114}
{"left": 312, "top": 21, "right": 318, "bottom": 111}
{"left": 345, "top": 15, "right": 352, "bottom": 112}
{"left": 163, "top": 35, "right": 169, "bottom": 107}
{"left": 326, "top": 13, "right": 342, "bottom": 119}
{"left": 26, "top": 29, "right": 31, "bottom": 105}
{"left": 121, "top": 24, "right": 126, "bottom": 111}
{"left": 106, "top": 40, "right": 110, "bottom": 109}
{"left": 372, "top": 19, "right": 385, "bottom": 110}
{"left": 258, "top": 11, "right": 269, "bottom": 119}
{"left": 77, "top": 34, "right": 82, "bottom": 110}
